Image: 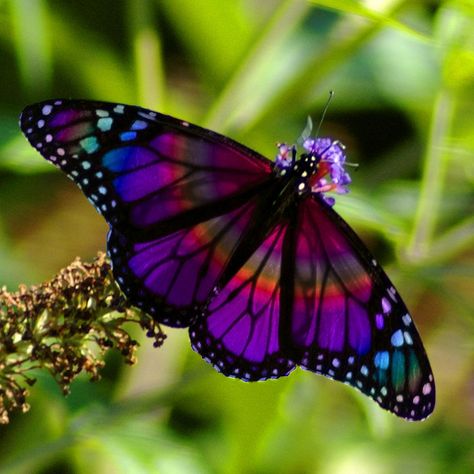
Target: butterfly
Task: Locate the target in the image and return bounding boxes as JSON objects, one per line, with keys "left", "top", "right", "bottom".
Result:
{"left": 20, "top": 99, "right": 435, "bottom": 421}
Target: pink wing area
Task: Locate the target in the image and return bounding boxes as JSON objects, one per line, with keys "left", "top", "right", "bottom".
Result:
{"left": 281, "top": 197, "right": 435, "bottom": 420}
{"left": 20, "top": 100, "right": 273, "bottom": 237}
{"left": 283, "top": 198, "right": 372, "bottom": 355}
{"left": 189, "top": 222, "right": 296, "bottom": 380}
{"left": 108, "top": 194, "right": 269, "bottom": 327}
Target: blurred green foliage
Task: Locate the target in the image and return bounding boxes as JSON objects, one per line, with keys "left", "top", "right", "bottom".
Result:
{"left": 0, "top": 0, "right": 473, "bottom": 472}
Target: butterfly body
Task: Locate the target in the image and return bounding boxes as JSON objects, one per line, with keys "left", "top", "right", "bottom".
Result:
{"left": 21, "top": 99, "right": 435, "bottom": 420}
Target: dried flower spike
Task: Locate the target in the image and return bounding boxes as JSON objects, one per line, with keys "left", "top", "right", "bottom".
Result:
{"left": 0, "top": 252, "right": 166, "bottom": 424}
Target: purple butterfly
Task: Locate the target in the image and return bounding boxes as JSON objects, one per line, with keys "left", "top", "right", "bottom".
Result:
{"left": 20, "top": 100, "right": 435, "bottom": 420}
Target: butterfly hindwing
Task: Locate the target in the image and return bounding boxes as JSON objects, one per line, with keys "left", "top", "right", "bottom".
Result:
{"left": 281, "top": 196, "right": 435, "bottom": 420}
{"left": 189, "top": 218, "right": 296, "bottom": 380}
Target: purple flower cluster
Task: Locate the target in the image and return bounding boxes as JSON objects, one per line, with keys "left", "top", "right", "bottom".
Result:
{"left": 303, "top": 138, "right": 351, "bottom": 192}
{"left": 303, "top": 137, "right": 351, "bottom": 206}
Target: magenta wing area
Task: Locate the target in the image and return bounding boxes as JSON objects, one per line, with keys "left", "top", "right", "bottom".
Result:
{"left": 189, "top": 221, "right": 296, "bottom": 380}
{"left": 190, "top": 195, "right": 435, "bottom": 420}
{"left": 20, "top": 100, "right": 272, "bottom": 234}
{"left": 20, "top": 100, "right": 273, "bottom": 326}
{"left": 283, "top": 197, "right": 435, "bottom": 420}
{"left": 108, "top": 195, "right": 271, "bottom": 327}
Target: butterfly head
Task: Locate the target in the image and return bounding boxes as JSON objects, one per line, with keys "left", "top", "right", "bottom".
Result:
{"left": 275, "top": 137, "right": 351, "bottom": 206}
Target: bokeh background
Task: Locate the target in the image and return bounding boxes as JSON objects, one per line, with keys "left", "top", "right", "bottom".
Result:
{"left": 1, "top": 0, "right": 473, "bottom": 472}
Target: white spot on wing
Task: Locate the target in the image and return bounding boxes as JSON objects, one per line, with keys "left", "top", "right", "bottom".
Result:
{"left": 42, "top": 104, "right": 52, "bottom": 115}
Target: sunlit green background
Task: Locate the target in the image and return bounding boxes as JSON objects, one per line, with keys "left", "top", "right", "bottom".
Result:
{"left": 0, "top": 0, "right": 473, "bottom": 472}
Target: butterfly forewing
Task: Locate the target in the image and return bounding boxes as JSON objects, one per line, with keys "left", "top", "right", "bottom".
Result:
{"left": 21, "top": 99, "right": 274, "bottom": 325}
{"left": 20, "top": 100, "right": 273, "bottom": 238}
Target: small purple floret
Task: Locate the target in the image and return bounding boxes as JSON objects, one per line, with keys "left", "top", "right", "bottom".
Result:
{"left": 304, "top": 137, "right": 350, "bottom": 204}
{"left": 304, "top": 138, "right": 349, "bottom": 188}
{"left": 275, "top": 144, "right": 294, "bottom": 170}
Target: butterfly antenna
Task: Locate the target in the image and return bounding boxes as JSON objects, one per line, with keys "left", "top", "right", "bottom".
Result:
{"left": 314, "top": 90, "right": 335, "bottom": 139}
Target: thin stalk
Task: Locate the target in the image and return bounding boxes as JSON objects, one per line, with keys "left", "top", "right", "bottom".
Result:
{"left": 237, "top": 0, "right": 419, "bottom": 133}
{"left": 203, "top": 0, "right": 309, "bottom": 130}
{"left": 407, "top": 89, "right": 455, "bottom": 261}
{"left": 9, "top": 0, "right": 52, "bottom": 94}
{"left": 128, "top": 0, "right": 165, "bottom": 109}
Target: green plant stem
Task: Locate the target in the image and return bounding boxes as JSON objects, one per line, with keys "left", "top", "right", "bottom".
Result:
{"left": 203, "top": 0, "right": 309, "bottom": 131}
{"left": 9, "top": 0, "right": 52, "bottom": 94}
{"left": 407, "top": 88, "right": 455, "bottom": 262}
{"left": 128, "top": 0, "right": 165, "bottom": 109}
{"left": 310, "top": 0, "right": 431, "bottom": 42}
{"left": 236, "top": 0, "right": 420, "bottom": 133}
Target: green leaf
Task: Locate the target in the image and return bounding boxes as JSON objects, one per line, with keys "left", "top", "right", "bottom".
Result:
{"left": 310, "top": 0, "right": 432, "bottom": 42}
